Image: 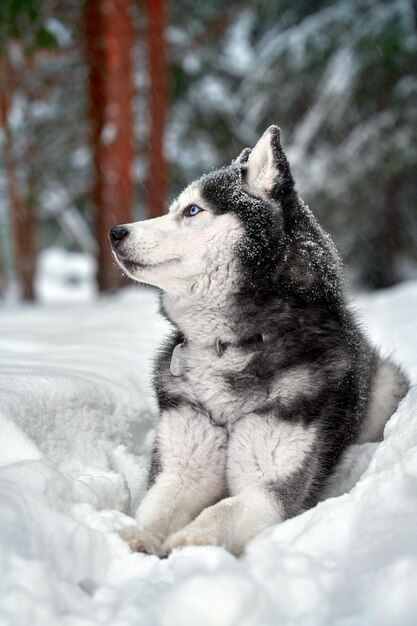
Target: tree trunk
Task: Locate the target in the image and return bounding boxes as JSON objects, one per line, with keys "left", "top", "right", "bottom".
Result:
{"left": 0, "top": 54, "right": 36, "bottom": 301}
{"left": 145, "top": 0, "right": 169, "bottom": 218}
{"left": 377, "top": 180, "right": 401, "bottom": 289}
{"left": 85, "top": 0, "right": 135, "bottom": 292}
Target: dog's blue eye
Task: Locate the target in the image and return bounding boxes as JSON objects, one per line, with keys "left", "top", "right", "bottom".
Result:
{"left": 185, "top": 205, "right": 202, "bottom": 217}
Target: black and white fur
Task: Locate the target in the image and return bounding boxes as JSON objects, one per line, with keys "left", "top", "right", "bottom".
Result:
{"left": 109, "top": 126, "right": 409, "bottom": 557}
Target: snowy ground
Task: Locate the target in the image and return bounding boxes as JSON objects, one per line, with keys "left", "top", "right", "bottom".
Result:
{"left": 1, "top": 272, "right": 417, "bottom": 626}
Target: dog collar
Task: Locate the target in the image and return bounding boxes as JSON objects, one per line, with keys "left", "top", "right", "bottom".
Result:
{"left": 170, "top": 342, "right": 185, "bottom": 376}
{"left": 215, "top": 334, "right": 264, "bottom": 357}
{"left": 170, "top": 334, "right": 264, "bottom": 377}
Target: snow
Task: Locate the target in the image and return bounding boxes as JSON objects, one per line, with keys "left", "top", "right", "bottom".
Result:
{"left": 44, "top": 18, "right": 73, "bottom": 47}
{"left": 101, "top": 123, "right": 118, "bottom": 146}
{"left": 35, "top": 248, "right": 98, "bottom": 303}
{"left": 1, "top": 276, "right": 417, "bottom": 625}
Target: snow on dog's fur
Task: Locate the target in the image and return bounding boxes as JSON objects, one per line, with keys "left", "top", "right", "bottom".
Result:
{"left": 110, "top": 126, "right": 409, "bottom": 557}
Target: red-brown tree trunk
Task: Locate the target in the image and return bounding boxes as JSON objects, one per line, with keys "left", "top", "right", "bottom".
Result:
{"left": 7, "top": 158, "right": 37, "bottom": 302}
{"left": 85, "top": 0, "right": 135, "bottom": 292}
{"left": 146, "top": 0, "right": 169, "bottom": 218}
{"left": 0, "top": 54, "right": 36, "bottom": 301}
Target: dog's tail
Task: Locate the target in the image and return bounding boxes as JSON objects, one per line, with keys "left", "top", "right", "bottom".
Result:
{"left": 356, "top": 357, "right": 410, "bottom": 444}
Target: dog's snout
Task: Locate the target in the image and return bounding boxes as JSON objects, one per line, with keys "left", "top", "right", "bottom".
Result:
{"left": 109, "top": 225, "right": 129, "bottom": 246}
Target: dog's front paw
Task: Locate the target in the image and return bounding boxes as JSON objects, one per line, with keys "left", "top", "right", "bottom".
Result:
{"left": 163, "top": 509, "right": 227, "bottom": 554}
{"left": 163, "top": 526, "right": 213, "bottom": 554}
{"left": 118, "top": 525, "right": 163, "bottom": 556}
{"left": 163, "top": 499, "right": 246, "bottom": 556}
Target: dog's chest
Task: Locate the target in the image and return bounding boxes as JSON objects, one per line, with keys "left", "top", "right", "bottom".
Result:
{"left": 167, "top": 342, "right": 254, "bottom": 425}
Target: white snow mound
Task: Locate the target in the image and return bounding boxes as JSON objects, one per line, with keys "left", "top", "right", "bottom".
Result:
{"left": 0, "top": 281, "right": 416, "bottom": 626}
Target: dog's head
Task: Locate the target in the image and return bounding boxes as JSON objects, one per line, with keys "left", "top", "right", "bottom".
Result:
{"left": 109, "top": 126, "right": 295, "bottom": 294}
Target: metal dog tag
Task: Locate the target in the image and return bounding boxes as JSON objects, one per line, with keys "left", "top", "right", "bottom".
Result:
{"left": 170, "top": 342, "right": 184, "bottom": 377}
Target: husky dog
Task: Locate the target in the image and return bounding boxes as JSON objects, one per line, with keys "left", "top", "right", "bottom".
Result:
{"left": 109, "top": 126, "right": 408, "bottom": 557}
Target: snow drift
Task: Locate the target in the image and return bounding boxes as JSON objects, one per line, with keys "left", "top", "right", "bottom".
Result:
{"left": 1, "top": 281, "right": 416, "bottom": 626}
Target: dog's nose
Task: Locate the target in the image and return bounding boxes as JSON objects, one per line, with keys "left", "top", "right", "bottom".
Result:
{"left": 109, "top": 225, "right": 129, "bottom": 246}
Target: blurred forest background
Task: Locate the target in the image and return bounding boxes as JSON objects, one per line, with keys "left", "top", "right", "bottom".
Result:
{"left": 0, "top": 0, "right": 416, "bottom": 302}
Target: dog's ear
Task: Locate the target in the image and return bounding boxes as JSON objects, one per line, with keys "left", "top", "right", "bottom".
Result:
{"left": 233, "top": 147, "right": 252, "bottom": 165}
{"left": 243, "top": 126, "right": 293, "bottom": 197}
